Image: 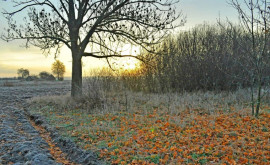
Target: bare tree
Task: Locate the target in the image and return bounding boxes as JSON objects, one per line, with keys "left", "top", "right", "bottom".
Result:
{"left": 1, "top": 0, "right": 183, "bottom": 97}
{"left": 230, "top": 0, "right": 270, "bottom": 117}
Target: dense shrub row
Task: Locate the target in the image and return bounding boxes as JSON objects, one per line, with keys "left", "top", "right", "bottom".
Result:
{"left": 117, "top": 24, "right": 270, "bottom": 92}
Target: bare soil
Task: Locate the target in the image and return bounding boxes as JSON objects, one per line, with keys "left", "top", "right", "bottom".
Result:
{"left": 0, "top": 81, "right": 106, "bottom": 165}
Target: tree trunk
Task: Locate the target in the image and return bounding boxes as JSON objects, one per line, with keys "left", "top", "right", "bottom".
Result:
{"left": 255, "top": 77, "right": 262, "bottom": 117}
{"left": 251, "top": 82, "right": 255, "bottom": 116}
{"left": 71, "top": 56, "right": 82, "bottom": 97}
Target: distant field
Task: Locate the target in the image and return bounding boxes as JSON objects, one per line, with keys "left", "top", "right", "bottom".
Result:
{"left": 0, "top": 79, "right": 20, "bottom": 87}
{"left": 0, "top": 79, "right": 71, "bottom": 87}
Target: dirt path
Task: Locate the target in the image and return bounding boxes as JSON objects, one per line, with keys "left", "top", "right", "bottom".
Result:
{"left": 0, "top": 81, "right": 106, "bottom": 165}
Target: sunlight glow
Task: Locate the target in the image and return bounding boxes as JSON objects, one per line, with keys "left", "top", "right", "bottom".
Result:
{"left": 115, "top": 44, "right": 141, "bottom": 71}
{"left": 121, "top": 58, "right": 139, "bottom": 70}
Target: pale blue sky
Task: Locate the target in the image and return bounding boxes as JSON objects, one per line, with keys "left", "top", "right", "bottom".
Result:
{"left": 180, "top": 0, "right": 238, "bottom": 27}
{"left": 0, "top": 0, "right": 239, "bottom": 77}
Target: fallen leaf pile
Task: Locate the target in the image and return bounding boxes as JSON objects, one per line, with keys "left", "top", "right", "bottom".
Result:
{"left": 44, "top": 108, "right": 270, "bottom": 165}
{"left": 30, "top": 119, "right": 76, "bottom": 165}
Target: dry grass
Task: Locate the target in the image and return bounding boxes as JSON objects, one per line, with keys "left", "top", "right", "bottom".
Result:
{"left": 2, "top": 81, "right": 15, "bottom": 87}
{"left": 29, "top": 84, "right": 267, "bottom": 116}
{"left": 28, "top": 79, "right": 270, "bottom": 164}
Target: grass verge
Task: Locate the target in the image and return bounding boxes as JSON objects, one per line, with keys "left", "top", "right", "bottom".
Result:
{"left": 28, "top": 89, "right": 270, "bottom": 165}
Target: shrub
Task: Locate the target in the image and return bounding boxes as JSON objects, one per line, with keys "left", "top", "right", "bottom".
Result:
{"left": 39, "top": 71, "right": 56, "bottom": 81}
{"left": 26, "top": 75, "right": 39, "bottom": 81}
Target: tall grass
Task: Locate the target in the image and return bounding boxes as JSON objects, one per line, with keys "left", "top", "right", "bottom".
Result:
{"left": 30, "top": 70, "right": 270, "bottom": 116}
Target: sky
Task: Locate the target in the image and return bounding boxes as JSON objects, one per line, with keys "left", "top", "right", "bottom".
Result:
{"left": 0, "top": 0, "right": 239, "bottom": 78}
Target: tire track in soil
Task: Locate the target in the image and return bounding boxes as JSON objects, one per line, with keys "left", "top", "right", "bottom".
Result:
{"left": 0, "top": 82, "right": 106, "bottom": 165}
{"left": 0, "top": 82, "right": 71, "bottom": 164}
{"left": 30, "top": 119, "right": 78, "bottom": 165}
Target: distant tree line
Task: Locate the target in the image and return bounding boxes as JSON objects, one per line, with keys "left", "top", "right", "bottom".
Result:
{"left": 17, "top": 68, "right": 56, "bottom": 81}
{"left": 17, "top": 60, "right": 66, "bottom": 81}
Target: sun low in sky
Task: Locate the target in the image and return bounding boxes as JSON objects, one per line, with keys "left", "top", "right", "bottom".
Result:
{"left": 121, "top": 58, "right": 138, "bottom": 70}
{"left": 0, "top": 0, "right": 238, "bottom": 78}
{"left": 108, "top": 44, "right": 141, "bottom": 71}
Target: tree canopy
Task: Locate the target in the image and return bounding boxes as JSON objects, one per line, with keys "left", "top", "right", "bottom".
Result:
{"left": 17, "top": 68, "right": 29, "bottom": 79}
{"left": 52, "top": 60, "right": 66, "bottom": 81}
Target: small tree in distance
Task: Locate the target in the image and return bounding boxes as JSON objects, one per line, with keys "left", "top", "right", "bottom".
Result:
{"left": 17, "top": 68, "right": 29, "bottom": 79}
{"left": 39, "top": 71, "right": 56, "bottom": 81}
{"left": 52, "top": 60, "right": 66, "bottom": 81}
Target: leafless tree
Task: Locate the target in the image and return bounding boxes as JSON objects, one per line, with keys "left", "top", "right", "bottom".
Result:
{"left": 1, "top": 0, "right": 183, "bottom": 97}
{"left": 229, "top": 0, "right": 270, "bottom": 117}
{"left": 131, "top": 22, "right": 270, "bottom": 94}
